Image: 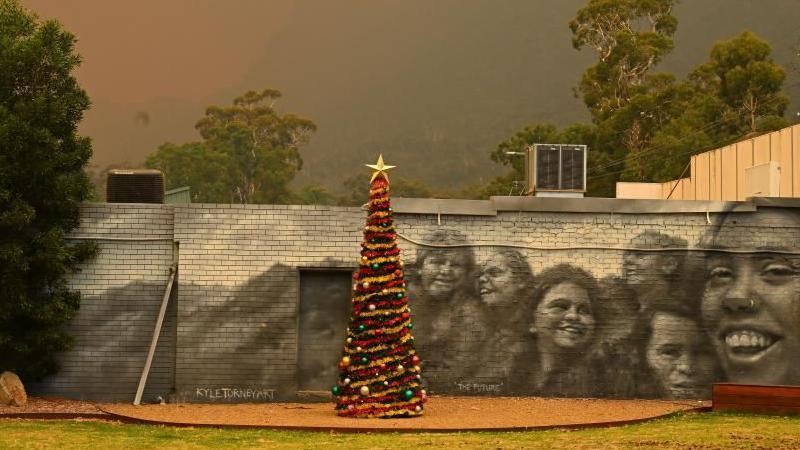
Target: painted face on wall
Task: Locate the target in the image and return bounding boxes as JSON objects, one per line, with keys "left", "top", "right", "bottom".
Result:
{"left": 702, "top": 251, "right": 800, "bottom": 385}
{"left": 622, "top": 253, "right": 678, "bottom": 287}
{"left": 534, "top": 282, "right": 596, "bottom": 351}
{"left": 622, "top": 231, "right": 685, "bottom": 290}
{"left": 700, "top": 208, "right": 800, "bottom": 385}
{"left": 623, "top": 252, "right": 655, "bottom": 285}
{"left": 646, "top": 312, "right": 717, "bottom": 398}
{"left": 476, "top": 253, "right": 516, "bottom": 307}
{"left": 420, "top": 250, "right": 469, "bottom": 301}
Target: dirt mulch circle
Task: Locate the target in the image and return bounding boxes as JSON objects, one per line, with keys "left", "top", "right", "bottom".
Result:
{"left": 1, "top": 396, "right": 710, "bottom": 432}
{"left": 102, "top": 397, "right": 709, "bottom": 432}
{"left": 0, "top": 397, "right": 105, "bottom": 420}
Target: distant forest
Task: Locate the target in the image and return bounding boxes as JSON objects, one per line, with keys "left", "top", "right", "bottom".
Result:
{"left": 73, "top": 0, "right": 799, "bottom": 203}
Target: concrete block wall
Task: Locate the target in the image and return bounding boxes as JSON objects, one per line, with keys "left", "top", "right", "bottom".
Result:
{"left": 32, "top": 204, "right": 177, "bottom": 402}
{"left": 172, "top": 204, "right": 362, "bottom": 402}
{"left": 36, "top": 198, "right": 800, "bottom": 401}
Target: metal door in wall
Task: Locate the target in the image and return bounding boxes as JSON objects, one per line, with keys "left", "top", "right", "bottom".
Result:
{"left": 298, "top": 270, "right": 352, "bottom": 391}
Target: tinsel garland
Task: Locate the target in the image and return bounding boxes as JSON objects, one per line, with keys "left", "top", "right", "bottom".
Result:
{"left": 332, "top": 168, "right": 427, "bottom": 418}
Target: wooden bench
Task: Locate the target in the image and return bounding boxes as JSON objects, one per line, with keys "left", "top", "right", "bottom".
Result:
{"left": 713, "top": 383, "right": 800, "bottom": 415}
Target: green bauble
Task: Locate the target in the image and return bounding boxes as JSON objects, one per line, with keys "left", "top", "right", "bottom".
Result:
{"left": 361, "top": 356, "right": 369, "bottom": 364}
{"left": 332, "top": 385, "right": 341, "bottom": 396}
{"left": 396, "top": 292, "right": 403, "bottom": 299}
{"left": 358, "top": 324, "right": 366, "bottom": 332}
{"left": 371, "top": 263, "right": 379, "bottom": 269}
{"left": 403, "top": 389, "right": 414, "bottom": 400}
{"left": 407, "top": 323, "right": 413, "bottom": 329}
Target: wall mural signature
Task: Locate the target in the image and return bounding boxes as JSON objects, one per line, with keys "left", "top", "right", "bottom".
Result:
{"left": 192, "top": 387, "right": 276, "bottom": 402}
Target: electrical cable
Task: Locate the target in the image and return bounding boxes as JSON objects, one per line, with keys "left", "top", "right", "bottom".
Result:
{"left": 595, "top": 92, "right": 789, "bottom": 173}
{"left": 665, "top": 161, "right": 691, "bottom": 199}
{"left": 586, "top": 94, "right": 787, "bottom": 176}
{"left": 397, "top": 233, "right": 800, "bottom": 256}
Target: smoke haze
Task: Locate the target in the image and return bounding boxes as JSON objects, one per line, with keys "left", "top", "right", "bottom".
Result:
{"left": 23, "top": 0, "right": 800, "bottom": 190}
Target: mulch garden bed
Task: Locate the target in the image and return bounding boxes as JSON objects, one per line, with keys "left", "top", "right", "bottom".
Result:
{"left": 0, "top": 396, "right": 105, "bottom": 420}
{"left": 0, "top": 396, "right": 710, "bottom": 432}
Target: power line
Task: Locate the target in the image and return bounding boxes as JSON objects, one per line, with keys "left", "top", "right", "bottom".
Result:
{"left": 586, "top": 94, "right": 788, "bottom": 178}
{"left": 588, "top": 115, "right": 733, "bottom": 174}
{"left": 665, "top": 162, "right": 691, "bottom": 199}
{"left": 585, "top": 121, "right": 769, "bottom": 184}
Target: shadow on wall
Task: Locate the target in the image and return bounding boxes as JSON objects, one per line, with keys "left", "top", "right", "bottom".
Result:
{"left": 30, "top": 281, "right": 177, "bottom": 403}
{"left": 296, "top": 269, "right": 352, "bottom": 392}
{"left": 175, "top": 262, "right": 298, "bottom": 402}
{"left": 405, "top": 212, "right": 800, "bottom": 399}
{"left": 39, "top": 260, "right": 351, "bottom": 403}
{"left": 175, "top": 258, "right": 353, "bottom": 402}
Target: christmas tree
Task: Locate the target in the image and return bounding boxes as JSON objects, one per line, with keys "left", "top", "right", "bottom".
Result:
{"left": 332, "top": 155, "right": 427, "bottom": 418}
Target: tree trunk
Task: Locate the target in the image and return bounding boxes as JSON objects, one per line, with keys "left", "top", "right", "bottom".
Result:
{"left": 0, "top": 372, "right": 27, "bottom": 406}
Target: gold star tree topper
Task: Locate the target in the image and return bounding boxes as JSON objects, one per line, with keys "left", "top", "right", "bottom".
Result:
{"left": 366, "top": 154, "right": 396, "bottom": 182}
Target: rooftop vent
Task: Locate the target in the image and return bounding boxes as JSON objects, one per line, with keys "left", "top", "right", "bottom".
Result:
{"left": 106, "top": 169, "right": 165, "bottom": 203}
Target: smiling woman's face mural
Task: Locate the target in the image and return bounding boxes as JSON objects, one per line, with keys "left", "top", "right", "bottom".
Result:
{"left": 700, "top": 208, "right": 800, "bottom": 386}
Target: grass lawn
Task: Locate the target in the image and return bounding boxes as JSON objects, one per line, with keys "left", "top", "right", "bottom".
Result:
{"left": 1, "top": 412, "right": 799, "bottom": 449}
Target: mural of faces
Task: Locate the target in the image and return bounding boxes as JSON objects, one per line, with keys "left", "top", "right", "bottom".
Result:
{"left": 622, "top": 232, "right": 687, "bottom": 302}
{"left": 475, "top": 249, "right": 532, "bottom": 308}
{"left": 499, "top": 264, "right": 601, "bottom": 395}
{"left": 420, "top": 249, "right": 471, "bottom": 301}
{"left": 397, "top": 213, "right": 800, "bottom": 398}
{"left": 415, "top": 230, "right": 475, "bottom": 303}
{"left": 477, "top": 257, "right": 515, "bottom": 306}
{"left": 700, "top": 209, "right": 800, "bottom": 386}
{"left": 534, "top": 281, "right": 596, "bottom": 351}
{"left": 622, "top": 253, "right": 677, "bottom": 286}
{"left": 646, "top": 311, "right": 716, "bottom": 398}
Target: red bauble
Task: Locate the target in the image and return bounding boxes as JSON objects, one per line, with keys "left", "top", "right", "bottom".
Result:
{"left": 411, "top": 355, "right": 421, "bottom": 365}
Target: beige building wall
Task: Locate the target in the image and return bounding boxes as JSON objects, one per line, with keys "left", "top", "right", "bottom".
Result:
{"left": 617, "top": 123, "right": 800, "bottom": 200}
{"left": 616, "top": 182, "right": 662, "bottom": 199}
{"left": 794, "top": 125, "right": 800, "bottom": 196}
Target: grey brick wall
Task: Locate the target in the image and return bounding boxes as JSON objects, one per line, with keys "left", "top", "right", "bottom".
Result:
{"left": 31, "top": 204, "right": 177, "bottom": 402}
{"left": 171, "top": 204, "right": 362, "bottom": 401}
{"left": 34, "top": 198, "right": 800, "bottom": 401}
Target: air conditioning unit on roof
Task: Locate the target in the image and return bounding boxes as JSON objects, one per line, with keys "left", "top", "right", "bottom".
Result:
{"left": 106, "top": 169, "right": 165, "bottom": 203}
{"left": 526, "top": 144, "right": 587, "bottom": 197}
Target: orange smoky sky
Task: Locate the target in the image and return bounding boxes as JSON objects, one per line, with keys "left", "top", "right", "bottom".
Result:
{"left": 23, "top": 0, "right": 295, "bottom": 173}
{"left": 19, "top": 0, "right": 800, "bottom": 190}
